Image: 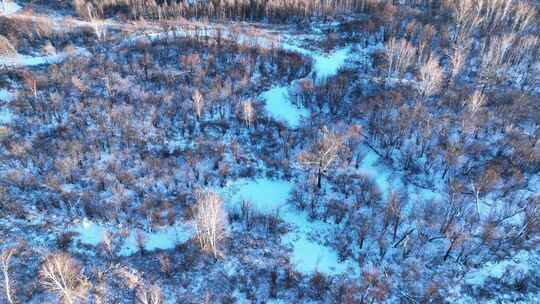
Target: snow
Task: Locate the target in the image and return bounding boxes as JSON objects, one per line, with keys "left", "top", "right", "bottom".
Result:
{"left": 259, "top": 43, "right": 354, "bottom": 127}
{"left": 281, "top": 36, "right": 352, "bottom": 82}
{"left": 0, "top": 89, "right": 14, "bottom": 124}
{"left": 358, "top": 150, "right": 393, "bottom": 197}
{"left": 464, "top": 250, "right": 536, "bottom": 287}
{"left": 0, "top": 103, "right": 12, "bottom": 124}
{"left": 70, "top": 219, "right": 194, "bottom": 256}
{"left": 0, "top": 89, "right": 14, "bottom": 101}
{"left": 224, "top": 177, "right": 355, "bottom": 275}
{"left": 312, "top": 46, "right": 351, "bottom": 82}
{"left": 224, "top": 178, "right": 293, "bottom": 213}
{"left": 0, "top": 1, "right": 21, "bottom": 15}
{"left": 0, "top": 53, "right": 65, "bottom": 67}
{"left": 261, "top": 86, "right": 308, "bottom": 128}
{"left": 281, "top": 208, "right": 354, "bottom": 275}
{"left": 0, "top": 48, "right": 89, "bottom": 68}
{"left": 72, "top": 219, "right": 106, "bottom": 246}
{"left": 119, "top": 224, "right": 194, "bottom": 256}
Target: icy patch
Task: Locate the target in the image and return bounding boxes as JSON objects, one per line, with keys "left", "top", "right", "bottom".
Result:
{"left": 0, "top": 107, "right": 12, "bottom": 124}
{"left": 119, "top": 224, "right": 193, "bottom": 256}
{"left": 281, "top": 37, "right": 352, "bottom": 82}
{"left": 224, "top": 178, "right": 293, "bottom": 214}
{"left": 0, "top": 1, "right": 21, "bottom": 15}
{"left": 0, "top": 89, "right": 14, "bottom": 101}
{"left": 70, "top": 220, "right": 193, "bottom": 256}
{"left": 312, "top": 46, "right": 351, "bottom": 82}
{"left": 72, "top": 219, "right": 106, "bottom": 246}
{"left": 261, "top": 86, "right": 308, "bottom": 128}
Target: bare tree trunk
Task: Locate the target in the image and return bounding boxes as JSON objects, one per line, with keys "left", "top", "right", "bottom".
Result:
{"left": 443, "top": 239, "right": 456, "bottom": 261}
{"left": 1, "top": 248, "right": 16, "bottom": 304}
{"left": 317, "top": 167, "right": 322, "bottom": 189}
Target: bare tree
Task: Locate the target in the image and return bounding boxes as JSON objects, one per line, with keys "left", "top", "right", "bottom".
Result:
{"left": 135, "top": 229, "right": 148, "bottom": 256}
{"left": 194, "top": 190, "right": 227, "bottom": 258}
{"left": 512, "top": 1, "right": 537, "bottom": 33}
{"left": 384, "top": 38, "right": 416, "bottom": 82}
{"left": 471, "top": 167, "right": 501, "bottom": 219}
{"left": 417, "top": 55, "right": 444, "bottom": 98}
{"left": 192, "top": 89, "right": 204, "bottom": 120}
{"left": 136, "top": 284, "right": 163, "bottom": 304}
{"left": 449, "top": 47, "right": 468, "bottom": 85}
{"left": 478, "top": 34, "right": 517, "bottom": 90}
{"left": 39, "top": 253, "right": 90, "bottom": 304}
{"left": 0, "top": 248, "right": 16, "bottom": 304}
{"left": 158, "top": 253, "right": 172, "bottom": 278}
{"left": 450, "top": 0, "right": 481, "bottom": 43}
{"left": 466, "top": 90, "right": 486, "bottom": 115}
{"left": 298, "top": 127, "right": 350, "bottom": 189}
{"left": 0, "top": 35, "right": 16, "bottom": 56}
{"left": 241, "top": 100, "right": 255, "bottom": 127}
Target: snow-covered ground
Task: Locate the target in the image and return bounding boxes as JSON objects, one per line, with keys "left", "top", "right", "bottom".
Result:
{"left": 464, "top": 250, "right": 536, "bottom": 287}
{"left": 0, "top": 89, "right": 14, "bottom": 101}
{"left": 261, "top": 86, "right": 308, "bottom": 128}
{"left": 224, "top": 177, "right": 356, "bottom": 275}
{"left": 0, "top": 48, "right": 89, "bottom": 68}
{"left": 0, "top": 107, "right": 13, "bottom": 124}
{"left": 311, "top": 46, "right": 351, "bottom": 82}
{"left": 280, "top": 207, "right": 355, "bottom": 275}
{"left": 0, "top": 0, "right": 21, "bottom": 15}
{"left": 70, "top": 219, "right": 194, "bottom": 256}
{"left": 222, "top": 178, "right": 293, "bottom": 214}
{"left": 0, "top": 88, "right": 15, "bottom": 124}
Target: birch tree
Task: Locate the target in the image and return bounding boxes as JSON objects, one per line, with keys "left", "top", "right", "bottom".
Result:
{"left": 417, "top": 56, "right": 444, "bottom": 98}
{"left": 0, "top": 248, "right": 15, "bottom": 304}
{"left": 192, "top": 89, "right": 204, "bottom": 120}
{"left": 136, "top": 284, "right": 163, "bottom": 304}
{"left": 241, "top": 100, "right": 255, "bottom": 127}
{"left": 195, "top": 190, "right": 227, "bottom": 258}
{"left": 39, "top": 253, "right": 90, "bottom": 304}
{"left": 385, "top": 38, "right": 416, "bottom": 81}
{"left": 298, "top": 127, "right": 350, "bottom": 189}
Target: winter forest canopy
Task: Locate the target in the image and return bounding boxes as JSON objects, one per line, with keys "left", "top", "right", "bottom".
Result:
{"left": 0, "top": 0, "right": 539, "bottom": 303}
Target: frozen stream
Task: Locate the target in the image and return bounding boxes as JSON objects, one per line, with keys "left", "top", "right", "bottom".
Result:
{"left": 7, "top": 20, "right": 360, "bottom": 272}
{"left": 261, "top": 44, "right": 352, "bottom": 128}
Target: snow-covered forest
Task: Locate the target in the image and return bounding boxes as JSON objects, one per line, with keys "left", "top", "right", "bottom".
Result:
{"left": 0, "top": 0, "right": 539, "bottom": 303}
